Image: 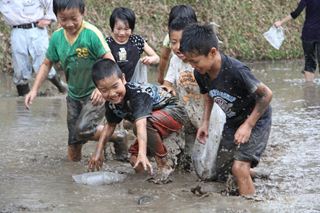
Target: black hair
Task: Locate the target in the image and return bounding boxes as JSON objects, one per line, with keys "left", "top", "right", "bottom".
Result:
{"left": 109, "top": 7, "right": 136, "bottom": 31}
{"left": 168, "top": 5, "right": 197, "bottom": 28}
{"left": 180, "top": 23, "right": 219, "bottom": 56}
{"left": 168, "top": 16, "right": 197, "bottom": 35}
{"left": 53, "top": 0, "right": 85, "bottom": 16}
{"left": 92, "top": 59, "right": 123, "bottom": 86}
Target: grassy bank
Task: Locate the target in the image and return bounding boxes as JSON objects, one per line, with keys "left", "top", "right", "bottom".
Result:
{"left": 0, "top": 0, "right": 303, "bottom": 73}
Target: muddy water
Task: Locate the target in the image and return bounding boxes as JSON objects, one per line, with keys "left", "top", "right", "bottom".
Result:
{"left": 1, "top": 60, "right": 320, "bottom": 213}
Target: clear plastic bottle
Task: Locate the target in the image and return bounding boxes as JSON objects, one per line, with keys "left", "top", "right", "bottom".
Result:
{"left": 72, "top": 171, "right": 127, "bottom": 186}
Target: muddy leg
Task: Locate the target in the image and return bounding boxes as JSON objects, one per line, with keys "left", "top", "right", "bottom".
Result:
{"left": 68, "top": 143, "right": 83, "bottom": 162}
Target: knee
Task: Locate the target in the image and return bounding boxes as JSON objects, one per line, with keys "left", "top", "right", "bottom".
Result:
{"left": 232, "top": 161, "right": 251, "bottom": 178}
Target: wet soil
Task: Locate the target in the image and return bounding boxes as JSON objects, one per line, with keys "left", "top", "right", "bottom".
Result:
{"left": 1, "top": 60, "right": 320, "bottom": 213}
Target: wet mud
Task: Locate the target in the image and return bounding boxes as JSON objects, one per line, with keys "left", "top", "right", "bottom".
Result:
{"left": 1, "top": 60, "right": 320, "bottom": 213}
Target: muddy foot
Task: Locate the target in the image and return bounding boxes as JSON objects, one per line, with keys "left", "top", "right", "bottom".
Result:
{"left": 146, "top": 167, "right": 173, "bottom": 184}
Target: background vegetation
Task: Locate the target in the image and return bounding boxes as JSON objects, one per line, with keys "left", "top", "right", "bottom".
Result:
{"left": 0, "top": 0, "right": 304, "bottom": 73}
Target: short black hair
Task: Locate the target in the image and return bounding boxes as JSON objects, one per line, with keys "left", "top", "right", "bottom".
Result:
{"left": 109, "top": 7, "right": 136, "bottom": 31}
{"left": 168, "top": 5, "right": 197, "bottom": 28}
{"left": 53, "top": 0, "right": 85, "bottom": 16}
{"left": 92, "top": 59, "right": 123, "bottom": 86}
{"left": 180, "top": 23, "right": 219, "bottom": 56}
{"left": 168, "top": 17, "right": 197, "bottom": 35}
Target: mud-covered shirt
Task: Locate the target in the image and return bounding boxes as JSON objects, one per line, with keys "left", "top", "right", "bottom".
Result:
{"left": 106, "top": 34, "right": 144, "bottom": 81}
{"left": 46, "top": 21, "right": 110, "bottom": 100}
{"left": 195, "top": 54, "right": 261, "bottom": 127}
{"left": 105, "top": 82, "right": 178, "bottom": 124}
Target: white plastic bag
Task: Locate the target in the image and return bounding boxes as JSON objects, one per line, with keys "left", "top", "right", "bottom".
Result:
{"left": 192, "top": 104, "right": 226, "bottom": 180}
{"left": 130, "top": 60, "right": 148, "bottom": 83}
{"left": 72, "top": 171, "right": 127, "bottom": 186}
{"left": 263, "top": 26, "right": 285, "bottom": 50}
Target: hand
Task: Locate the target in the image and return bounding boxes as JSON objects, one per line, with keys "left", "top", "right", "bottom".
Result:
{"left": 91, "top": 88, "right": 105, "bottom": 106}
{"left": 274, "top": 21, "right": 282, "bottom": 28}
{"left": 234, "top": 122, "right": 252, "bottom": 145}
{"left": 24, "top": 90, "right": 37, "bottom": 110}
{"left": 141, "top": 56, "right": 157, "bottom": 65}
{"left": 196, "top": 124, "right": 209, "bottom": 144}
{"left": 160, "top": 85, "right": 176, "bottom": 96}
{"left": 88, "top": 149, "right": 104, "bottom": 172}
{"left": 134, "top": 153, "right": 153, "bottom": 175}
{"left": 37, "top": 19, "right": 51, "bottom": 28}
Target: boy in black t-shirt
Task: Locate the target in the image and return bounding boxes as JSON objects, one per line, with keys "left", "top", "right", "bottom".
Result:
{"left": 180, "top": 23, "right": 273, "bottom": 195}
{"left": 88, "top": 59, "right": 188, "bottom": 183}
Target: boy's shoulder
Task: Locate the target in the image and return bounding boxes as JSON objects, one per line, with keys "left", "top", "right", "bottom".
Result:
{"left": 81, "top": 21, "right": 104, "bottom": 35}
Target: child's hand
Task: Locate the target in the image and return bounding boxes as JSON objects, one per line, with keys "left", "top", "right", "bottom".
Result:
{"left": 160, "top": 85, "right": 176, "bottom": 96}
{"left": 196, "top": 124, "right": 209, "bottom": 144}
{"left": 140, "top": 56, "right": 158, "bottom": 65}
{"left": 24, "top": 90, "right": 37, "bottom": 110}
{"left": 134, "top": 153, "right": 153, "bottom": 175}
{"left": 234, "top": 122, "right": 252, "bottom": 145}
{"left": 88, "top": 150, "right": 105, "bottom": 172}
{"left": 91, "top": 88, "right": 105, "bottom": 106}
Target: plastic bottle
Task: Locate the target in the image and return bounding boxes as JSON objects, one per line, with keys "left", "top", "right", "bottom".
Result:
{"left": 72, "top": 171, "right": 127, "bottom": 186}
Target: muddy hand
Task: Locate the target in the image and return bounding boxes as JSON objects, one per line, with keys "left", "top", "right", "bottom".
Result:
{"left": 24, "top": 90, "right": 37, "bottom": 110}
{"left": 134, "top": 154, "right": 153, "bottom": 175}
{"left": 88, "top": 151, "right": 104, "bottom": 172}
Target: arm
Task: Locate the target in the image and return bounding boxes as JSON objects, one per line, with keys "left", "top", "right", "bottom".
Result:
{"left": 88, "top": 123, "right": 117, "bottom": 171}
{"left": 197, "top": 93, "right": 214, "bottom": 144}
{"left": 234, "top": 83, "right": 272, "bottom": 144}
{"left": 274, "top": 0, "right": 305, "bottom": 27}
{"left": 24, "top": 58, "right": 53, "bottom": 109}
{"left": 274, "top": 15, "right": 292, "bottom": 28}
{"left": 140, "top": 42, "right": 160, "bottom": 65}
{"left": 37, "top": 0, "right": 56, "bottom": 28}
{"left": 90, "top": 53, "right": 115, "bottom": 106}
{"left": 157, "top": 47, "right": 171, "bottom": 84}
{"left": 133, "top": 118, "right": 153, "bottom": 174}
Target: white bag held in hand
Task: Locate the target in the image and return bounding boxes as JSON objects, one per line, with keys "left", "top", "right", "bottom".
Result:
{"left": 72, "top": 171, "right": 127, "bottom": 186}
{"left": 192, "top": 104, "right": 226, "bottom": 180}
{"left": 263, "top": 26, "right": 285, "bottom": 50}
{"left": 130, "top": 60, "right": 148, "bottom": 83}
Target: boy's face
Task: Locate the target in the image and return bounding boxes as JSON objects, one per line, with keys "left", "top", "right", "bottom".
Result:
{"left": 184, "top": 48, "right": 217, "bottom": 75}
{"left": 57, "top": 8, "right": 83, "bottom": 36}
{"left": 170, "top": 30, "right": 185, "bottom": 60}
{"left": 112, "top": 19, "right": 132, "bottom": 44}
{"left": 96, "top": 74, "right": 126, "bottom": 104}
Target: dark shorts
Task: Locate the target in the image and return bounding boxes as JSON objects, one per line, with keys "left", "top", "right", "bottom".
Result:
{"left": 214, "top": 107, "right": 272, "bottom": 181}
{"left": 302, "top": 40, "right": 320, "bottom": 73}
{"left": 66, "top": 96, "right": 105, "bottom": 145}
{"left": 129, "top": 105, "right": 187, "bottom": 158}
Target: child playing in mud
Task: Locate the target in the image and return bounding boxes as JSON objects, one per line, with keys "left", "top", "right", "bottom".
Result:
{"left": 161, "top": 16, "right": 199, "bottom": 169}
{"left": 180, "top": 23, "right": 272, "bottom": 195}
{"left": 88, "top": 59, "right": 188, "bottom": 183}
{"left": 24, "top": 0, "right": 127, "bottom": 162}
{"left": 106, "top": 7, "right": 159, "bottom": 82}
{"left": 157, "top": 4, "right": 197, "bottom": 84}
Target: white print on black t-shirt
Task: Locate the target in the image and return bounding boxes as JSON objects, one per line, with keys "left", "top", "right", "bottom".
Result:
{"left": 209, "top": 89, "right": 236, "bottom": 118}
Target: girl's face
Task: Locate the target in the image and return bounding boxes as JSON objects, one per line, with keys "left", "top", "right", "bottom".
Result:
{"left": 57, "top": 8, "right": 83, "bottom": 37}
{"left": 170, "top": 30, "right": 186, "bottom": 60}
{"left": 112, "top": 19, "right": 132, "bottom": 44}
